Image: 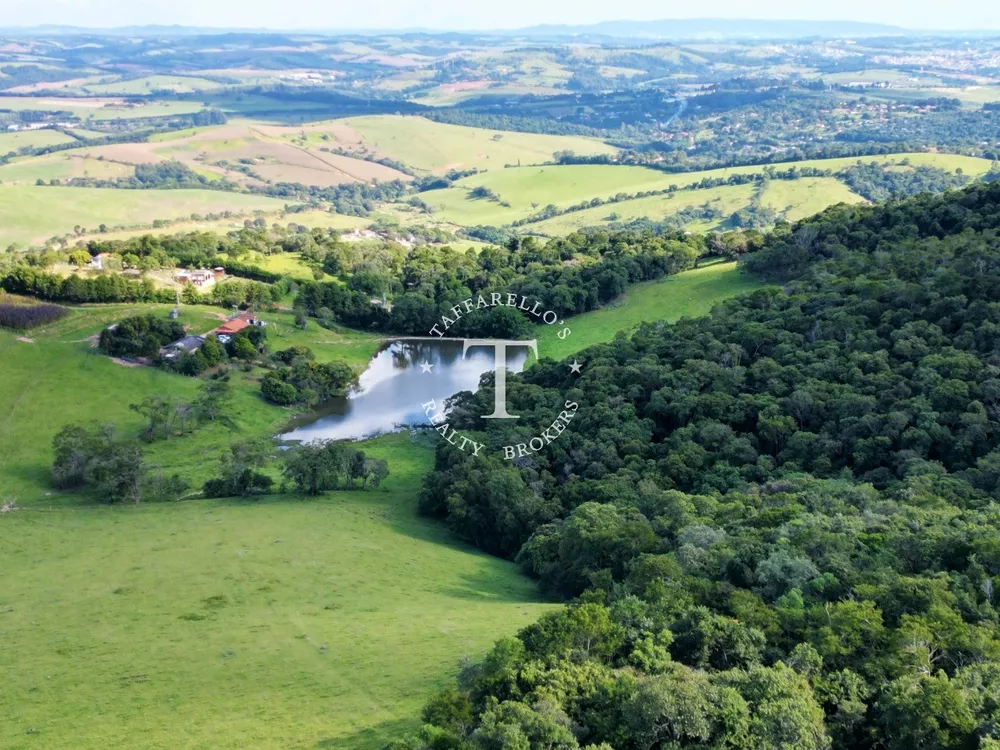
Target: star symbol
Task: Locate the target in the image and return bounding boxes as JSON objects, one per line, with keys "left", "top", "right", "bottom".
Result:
{"left": 569, "top": 360, "right": 583, "bottom": 374}
{"left": 419, "top": 362, "right": 434, "bottom": 373}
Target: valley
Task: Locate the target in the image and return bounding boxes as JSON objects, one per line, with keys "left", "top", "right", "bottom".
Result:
{"left": 3, "top": 17, "right": 1000, "bottom": 750}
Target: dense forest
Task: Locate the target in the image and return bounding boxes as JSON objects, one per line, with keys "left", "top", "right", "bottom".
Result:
{"left": 398, "top": 182, "right": 1000, "bottom": 750}
{"left": 294, "top": 231, "right": 706, "bottom": 337}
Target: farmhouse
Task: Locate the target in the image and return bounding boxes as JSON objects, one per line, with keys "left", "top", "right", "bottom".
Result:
{"left": 160, "top": 335, "right": 204, "bottom": 360}
{"left": 175, "top": 269, "right": 217, "bottom": 288}
{"left": 212, "top": 318, "right": 250, "bottom": 344}
{"left": 209, "top": 311, "right": 265, "bottom": 343}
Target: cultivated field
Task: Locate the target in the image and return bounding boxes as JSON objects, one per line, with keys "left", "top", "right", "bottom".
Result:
{"left": 0, "top": 186, "right": 292, "bottom": 246}
{"left": 59, "top": 123, "right": 413, "bottom": 187}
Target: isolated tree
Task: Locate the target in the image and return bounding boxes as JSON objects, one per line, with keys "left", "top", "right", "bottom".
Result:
{"left": 202, "top": 438, "right": 274, "bottom": 498}
{"left": 363, "top": 457, "right": 390, "bottom": 488}
{"left": 192, "top": 379, "right": 233, "bottom": 424}
{"left": 130, "top": 396, "right": 175, "bottom": 441}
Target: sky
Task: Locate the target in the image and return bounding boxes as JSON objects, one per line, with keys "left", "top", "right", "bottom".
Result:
{"left": 3, "top": 0, "right": 1000, "bottom": 31}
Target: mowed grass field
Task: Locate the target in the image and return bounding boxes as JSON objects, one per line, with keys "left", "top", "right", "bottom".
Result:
{"left": 340, "top": 115, "right": 619, "bottom": 173}
{"left": 0, "top": 186, "right": 293, "bottom": 246}
{"left": 0, "top": 431, "right": 553, "bottom": 750}
{"left": 535, "top": 261, "right": 763, "bottom": 361}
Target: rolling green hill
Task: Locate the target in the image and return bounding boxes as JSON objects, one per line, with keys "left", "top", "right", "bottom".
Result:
{"left": 0, "top": 431, "right": 553, "bottom": 750}
{"left": 0, "top": 305, "right": 554, "bottom": 750}
{"left": 535, "top": 260, "right": 763, "bottom": 360}
{"left": 419, "top": 153, "right": 993, "bottom": 231}
{"left": 341, "top": 115, "right": 619, "bottom": 173}
{"left": 0, "top": 186, "right": 293, "bottom": 247}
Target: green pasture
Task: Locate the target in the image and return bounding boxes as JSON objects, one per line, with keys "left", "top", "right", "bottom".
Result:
{"left": 341, "top": 115, "right": 618, "bottom": 173}
{"left": 0, "top": 153, "right": 134, "bottom": 184}
{"left": 0, "top": 129, "right": 77, "bottom": 152}
{"left": 421, "top": 153, "right": 992, "bottom": 228}
{"left": 0, "top": 186, "right": 292, "bottom": 247}
{"left": 83, "top": 75, "right": 225, "bottom": 95}
{"left": 0, "top": 429, "right": 552, "bottom": 750}
{"left": 534, "top": 261, "right": 763, "bottom": 361}
{"left": 759, "top": 176, "right": 866, "bottom": 221}
{"left": 528, "top": 183, "right": 757, "bottom": 234}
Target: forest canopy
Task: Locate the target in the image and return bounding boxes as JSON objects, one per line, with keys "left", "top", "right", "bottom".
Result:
{"left": 402, "top": 181, "right": 1000, "bottom": 750}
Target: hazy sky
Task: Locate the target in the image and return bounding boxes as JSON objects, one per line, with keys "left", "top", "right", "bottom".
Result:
{"left": 4, "top": 0, "right": 999, "bottom": 31}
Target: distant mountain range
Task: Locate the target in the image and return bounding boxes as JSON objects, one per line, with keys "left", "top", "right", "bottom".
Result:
{"left": 0, "top": 19, "right": 996, "bottom": 40}
{"left": 506, "top": 18, "right": 910, "bottom": 40}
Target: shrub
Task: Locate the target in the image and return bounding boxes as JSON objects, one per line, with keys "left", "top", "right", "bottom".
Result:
{"left": 0, "top": 302, "right": 68, "bottom": 330}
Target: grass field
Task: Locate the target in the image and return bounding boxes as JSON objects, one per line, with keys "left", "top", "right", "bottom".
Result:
{"left": 82, "top": 75, "right": 225, "bottom": 94}
{"left": 535, "top": 261, "right": 763, "bottom": 361}
{"left": 341, "top": 115, "right": 618, "bottom": 173}
{"left": 0, "top": 186, "right": 294, "bottom": 246}
{"left": 0, "top": 429, "right": 552, "bottom": 750}
{"left": 65, "top": 209, "right": 368, "bottom": 245}
{"left": 421, "top": 153, "right": 992, "bottom": 228}
{"left": 0, "top": 152, "right": 135, "bottom": 184}
{"left": 0, "top": 300, "right": 553, "bottom": 750}
{"left": 528, "top": 183, "right": 758, "bottom": 234}
{"left": 0, "top": 97, "right": 206, "bottom": 121}
{"left": 0, "top": 129, "right": 77, "bottom": 152}
{"left": 760, "top": 177, "right": 865, "bottom": 221}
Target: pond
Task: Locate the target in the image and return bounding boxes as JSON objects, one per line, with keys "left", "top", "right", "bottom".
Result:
{"left": 280, "top": 339, "right": 530, "bottom": 443}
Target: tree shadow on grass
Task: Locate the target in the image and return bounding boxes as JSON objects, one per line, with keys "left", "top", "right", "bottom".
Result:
{"left": 315, "top": 717, "right": 418, "bottom": 750}
{"left": 437, "top": 568, "right": 553, "bottom": 605}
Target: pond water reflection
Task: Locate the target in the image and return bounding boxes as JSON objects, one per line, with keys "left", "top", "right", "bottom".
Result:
{"left": 280, "top": 339, "right": 529, "bottom": 442}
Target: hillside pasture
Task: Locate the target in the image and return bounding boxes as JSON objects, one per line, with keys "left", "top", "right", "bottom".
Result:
{"left": 0, "top": 474, "right": 553, "bottom": 750}
{"left": 760, "top": 177, "right": 866, "bottom": 221}
{"left": 535, "top": 261, "right": 763, "bottom": 361}
{"left": 421, "top": 153, "right": 992, "bottom": 228}
{"left": 82, "top": 75, "right": 226, "bottom": 94}
{"left": 528, "top": 183, "right": 758, "bottom": 235}
{"left": 0, "top": 186, "right": 292, "bottom": 246}
{"left": 0, "top": 128, "right": 77, "bottom": 152}
{"left": 0, "top": 97, "right": 206, "bottom": 120}
{"left": 66, "top": 209, "right": 368, "bottom": 245}
{"left": 0, "top": 305, "right": 553, "bottom": 750}
{"left": 340, "top": 115, "right": 618, "bottom": 173}
{"left": 0, "top": 152, "right": 135, "bottom": 184}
